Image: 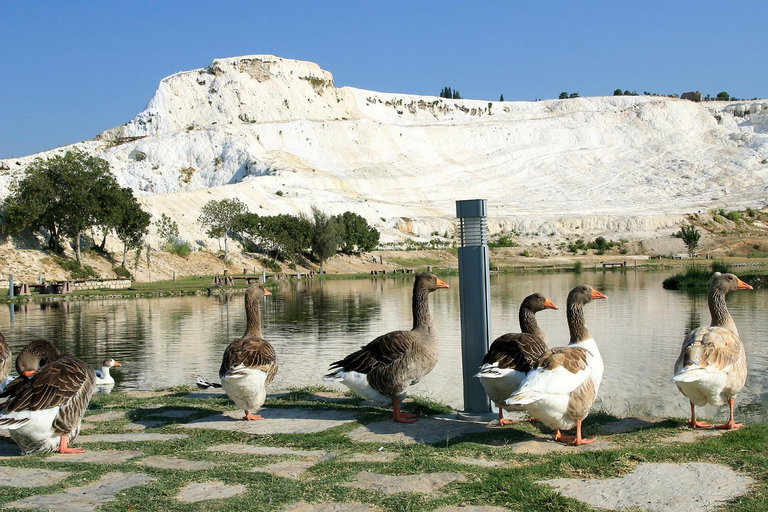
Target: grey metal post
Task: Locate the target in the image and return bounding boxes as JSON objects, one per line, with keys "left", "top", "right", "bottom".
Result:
{"left": 262, "top": 268, "right": 267, "bottom": 283}
{"left": 8, "top": 274, "right": 14, "bottom": 299}
{"left": 456, "top": 199, "right": 492, "bottom": 417}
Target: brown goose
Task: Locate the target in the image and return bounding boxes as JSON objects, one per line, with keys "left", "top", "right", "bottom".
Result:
{"left": 476, "top": 293, "right": 558, "bottom": 425}
{"left": 220, "top": 284, "right": 278, "bottom": 421}
{"left": 0, "top": 340, "right": 95, "bottom": 454}
{"left": 0, "top": 333, "right": 11, "bottom": 391}
{"left": 15, "top": 339, "right": 61, "bottom": 377}
{"left": 325, "top": 272, "right": 449, "bottom": 423}
{"left": 673, "top": 272, "right": 752, "bottom": 430}
{"left": 505, "top": 284, "right": 607, "bottom": 445}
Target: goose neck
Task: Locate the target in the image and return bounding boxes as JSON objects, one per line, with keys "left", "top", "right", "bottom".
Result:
{"left": 519, "top": 307, "right": 546, "bottom": 342}
{"left": 245, "top": 295, "right": 263, "bottom": 338}
{"left": 567, "top": 301, "right": 590, "bottom": 344}
{"left": 412, "top": 286, "right": 433, "bottom": 330}
{"left": 709, "top": 288, "right": 738, "bottom": 335}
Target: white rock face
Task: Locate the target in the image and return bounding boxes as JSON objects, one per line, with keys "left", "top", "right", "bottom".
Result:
{"left": 2, "top": 54, "right": 767, "bottom": 248}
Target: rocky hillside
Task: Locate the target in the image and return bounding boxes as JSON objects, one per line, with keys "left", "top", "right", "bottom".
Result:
{"left": 1, "top": 55, "right": 767, "bottom": 253}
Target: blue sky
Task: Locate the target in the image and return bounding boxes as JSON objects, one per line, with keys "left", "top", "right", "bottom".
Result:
{"left": 2, "top": 1, "right": 766, "bottom": 159}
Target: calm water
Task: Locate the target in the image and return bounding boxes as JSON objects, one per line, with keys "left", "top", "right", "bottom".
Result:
{"left": 2, "top": 270, "right": 767, "bottom": 423}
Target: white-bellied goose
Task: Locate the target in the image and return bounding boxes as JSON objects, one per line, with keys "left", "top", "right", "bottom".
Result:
{"left": 673, "top": 272, "right": 753, "bottom": 430}
{"left": 476, "top": 293, "right": 557, "bottom": 425}
{"left": 325, "top": 272, "right": 449, "bottom": 423}
{"left": 505, "top": 284, "right": 606, "bottom": 445}
{"left": 0, "top": 333, "right": 11, "bottom": 392}
{"left": 0, "top": 339, "right": 95, "bottom": 454}
{"left": 94, "top": 358, "right": 121, "bottom": 386}
{"left": 220, "top": 284, "right": 278, "bottom": 421}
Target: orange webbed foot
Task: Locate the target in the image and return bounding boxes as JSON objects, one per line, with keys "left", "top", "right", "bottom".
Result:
{"left": 244, "top": 411, "right": 264, "bottom": 421}
{"left": 499, "top": 418, "right": 519, "bottom": 426}
{"left": 687, "top": 419, "right": 713, "bottom": 429}
{"left": 714, "top": 421, "right": 743, "bottom": 430}
{"left": 58, "top": 446, "right": 86, "bottom": 454}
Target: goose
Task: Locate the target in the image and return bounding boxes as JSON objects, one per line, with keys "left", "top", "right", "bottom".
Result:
{"left": 94, "top": 358, "right": 121, "bottom": 386}
{"left": 325, "top": 272, "right": 449, "bottom": 423}
{"left": 505, "top": 284, "right": 606, "bottom": 445}
{"left": 220, "top": 284, "right": 278, "bottom": 421}
{"left": 15, "top": 339, "right": 61, "bottom": 377}
{"left": 476, "top": 293, "right": 558, "bottom": 425}
{"left": 0, "top": 333, "right": 11, "bottom": 392}
{"left": 0, "top": 339, "right": 95, "bottom": 454}
{"left": 673, "top": 272, "right": 753, "bottom": 430}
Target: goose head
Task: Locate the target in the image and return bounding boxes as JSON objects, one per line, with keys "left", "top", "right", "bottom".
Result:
{"left": 415, "top": 272, "right": 449, "bottom": 292}
{"left": 101, "top": 358, "right": 122, "bottom": 370}
{"left": 15, "top": 339, "right": 61, "bottom": 378}
{"left": 710, "top": 272, "right": 753, "bottom": 294}
{"left": 568, "top": 284, "right": 607, "bottom": 307}
{"left": 523, "top": 292, "right": 558, "bottom": 312}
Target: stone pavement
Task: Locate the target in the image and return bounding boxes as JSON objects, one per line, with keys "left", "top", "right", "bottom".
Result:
{"left": 0, "top": 393, "right": 758, "bottom": 512}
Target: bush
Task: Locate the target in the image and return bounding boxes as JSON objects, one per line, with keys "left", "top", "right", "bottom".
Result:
{"left": 55, "top": 257, "right": 99, "bottom": 280}
{"left": 725, "top": 211, "right": 741, "bottom": 222}
{"left": 164, "top": 240, "right": 192, "bottom": 258}
{"left": 113, "top": 266, "right": 132, "bottom": 279}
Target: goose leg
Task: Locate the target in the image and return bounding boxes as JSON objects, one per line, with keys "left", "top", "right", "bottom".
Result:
{"left": 714, "top": 398, "right": 743, "bottom": 430}
{"left": 392, "top": 397, "right": 416, "bottom": 423}
{"left": 57, "top": 435, "right": 85, "bottom": 454}
{"left": 498, "top": 407, "right": 518, "bottom": 426}
{"left": 244, "top": 410, "right": 264, "bottom": 421}
{"left": 687, "top": 402, "right": 712, "bottom": 429}
{"left": 554, "top": 420, "right": 595, "bottom": 446}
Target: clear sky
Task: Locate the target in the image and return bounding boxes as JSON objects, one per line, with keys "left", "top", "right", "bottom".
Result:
{"left": 2, "top": 1, "right": 766, "bottom": 159}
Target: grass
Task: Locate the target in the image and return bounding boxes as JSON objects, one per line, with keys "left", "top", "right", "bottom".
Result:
{"left": 0, "top": 386, "right": 767, "bottom": 511}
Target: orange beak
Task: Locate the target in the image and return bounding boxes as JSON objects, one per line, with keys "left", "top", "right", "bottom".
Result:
{"left": 737, "top": 279, "right": 753, "bottom": 290}
{"left": 22, "top": 370, "right": 35, "bottom": 378}
{"left": 436, "top": 278, "right": 449, "bottom": 289}
{"left": 544, "top": 298, "right": 558, "bottom": 310}
{"left": 592, "top": 289, "right": 607, "bottom": 300}
{"left": 263, "top": 289, "right": 272, "bottom": 296}
{"left": 113, "top": 361, "right": 122, "bottom": 367}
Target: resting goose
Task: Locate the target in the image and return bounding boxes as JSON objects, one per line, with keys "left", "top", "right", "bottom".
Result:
{"left": 476, "top": 293, "right": 558, "bottom": 425}
{"left": 325, "top": 272, "right": 449, "bottom": 423}
{"left": 220, "top": 284, "right": 278, "bottom": 421}
{"left": 0, "top": 333, "right": 11, "bottom": 392}
{"left": 673, "top": 272, "right": 752, "bottom": 430}
{"left": 94, "top": 358, "right": 121, "bottom": 386}
{"left": 0, "top": 339, "right": 95, "bottom": 454}
{"left": 505, "top": 284, "right": 606, "bottom": 445}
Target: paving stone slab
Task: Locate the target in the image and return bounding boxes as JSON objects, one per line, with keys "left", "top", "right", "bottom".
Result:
{"left": 346, "top": 415, "right": 489, "bottom": 444}
{"left": 206, "top": 444, "right": 326, "bottom": 459}
{"left": 125, "top": 390, "right": 173, "bottom": 398}
{"left": 181, "top": 408, "right": 356, "bottom": 434}
{"left": 149, "top": 409, "right": 199, "bottom": 418}
{"left": 504, "top": 437, "right": 617, "bottom": 455}
{"left": 77, "top": 433, "right": 188, "bottom": 443}
{"left": 601, "top": 416, "right": 668, "bottom": 434}
{"left": 141, "top": 456, "right": 217, "bottom": 470}
{"left": 454, "top": 457, "right": 507, "bottom": 468}
{"left": 176, "top": 480, "right": 247, "bottom": 503}
{"left": 79, "top": 423, "right": 97, "bottom": 431}
{"left": 124, "top": 420, "right": 167, "bottom": 431}
{"left": 0, "top": 466, "right": 70, "bottom": 487}
{"left": 4, "top": 471, "right": 156, "bottom": 511}
{"left": 45, "top": 450, "right": 143, "bottom": 464}
{"left": 344, "top": 471, "right": 467, "bottom": 494}
{"left": 662, "top": 429, "right": 725, "bottom": 444}
{"left": 346, "top": 451, "right": 399, "bottom": 463}
{"left": 281, "top": 503, "right": 379, "bottom": 512}
{"left": 541, "top": 462, "right": 754, "bottom": 512}
{"left": 184, "top": 388, "right": 227, "bottom": 399}
{"left": 84, "top": 411, "right": 127, "bottom": 422}
{"left": 252, "top": 460, "right": 317, "bottom": 479}
{"left": 433, "top": 507, "right": 512, "bottom": 512}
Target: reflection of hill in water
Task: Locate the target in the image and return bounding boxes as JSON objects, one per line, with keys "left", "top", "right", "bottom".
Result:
{"left": 1, "top": 272, "right": 767, "bottom": 422}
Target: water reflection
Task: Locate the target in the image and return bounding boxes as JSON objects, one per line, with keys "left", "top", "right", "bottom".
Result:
{"left": 0, "top": 271, "right": 766, "bottom": 422}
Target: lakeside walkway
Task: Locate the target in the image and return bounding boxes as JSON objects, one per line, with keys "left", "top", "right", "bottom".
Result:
{"left": 0, "top": 388, "right": 758, "bottom": 511}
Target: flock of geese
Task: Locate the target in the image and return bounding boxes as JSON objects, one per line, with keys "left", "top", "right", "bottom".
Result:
{"left": 0, "top": 271, "right": 754, "bottom": 454}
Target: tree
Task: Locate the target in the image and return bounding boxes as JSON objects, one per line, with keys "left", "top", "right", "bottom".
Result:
{"left": 156, "top": 213, "right": 179, "bottom": 243}
{"left": 111, "top": 188, "right": 151, "bottom": 268}
{"left": 311, "top": 206, "right": 342, "bottom": 271}
{"left": 452, "top": 90, "right": 461, "bottom": 99}
{"left": 716, "top": 91, "right": 730, "bottom": 101}
{"left": 559, "top": 92, "right": 569, "bottom": 99}
{"left": 499, "top": 94, "right": 504, "bottom": 101}
{"left": 336, "top": 212, "right": 380, "bottom": 254}
{"left": 569, "top": 92, "right": 579, "bottom": 98}
{"left": 614, "top": 89, "right": 623, "bottom": 96}
{"left": 678, "top": 225, "right": 701, "bottom": 260}
{"left": 0, "top": 150, "right": 122, "bottom": 264}
{"left": 439, "top": 86, "right": 453, "bottom": 99}
{"left": 198, "top": 198, "right": 248, "bottom": 262}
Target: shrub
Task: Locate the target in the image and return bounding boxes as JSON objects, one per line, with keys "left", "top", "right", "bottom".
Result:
{"left": 165, "top": 240, "right": 192, "bottom": 258}
{"left": 55, "top": 257, "right": 99, "bottom": 280}
{"left": 113, "top": 266, "right": 132, "bottom": 279}
{"left": 725, "top": 211, "right": 741, "bottom": 222}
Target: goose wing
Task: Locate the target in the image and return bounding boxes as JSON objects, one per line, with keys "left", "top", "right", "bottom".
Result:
{"left": 515, "top": 346, "right": 590, "bottom": 398}
{"left": 0, "top": 333, "right": 10, "bottom": 381}
{"left": 675, "top": 326, "right": 742, "bottom": 375}
{"left": 483, "top": 333, "right": 547, "bottom": 373}
{"left": 220, "top": 337, "right": 278, "bottom": 384}
{"left": 327, "top": 330, "right": 412, "bottom": 375}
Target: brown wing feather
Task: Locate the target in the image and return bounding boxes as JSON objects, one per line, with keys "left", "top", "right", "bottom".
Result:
{"left": 483, "top": 333, "right": 547, "bottom": 373}
{"left": 534, "top": 346, "right": 589, "bottom": 374}
{"left": 3, "top": 355, "right": 95, "bottom": 425}
{"left": 219, "top": 336, "right": 278, "bottom": 382}
{"left": 677, "top": 327, "right": 742, "bottom": 373}
{"left": 0, "top": 333, "right": 11, "bottom": 381}
{"left": 326, "top": 330, "right": 413, "bottom": 375}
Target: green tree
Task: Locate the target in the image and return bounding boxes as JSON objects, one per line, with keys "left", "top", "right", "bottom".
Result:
{"left": 558, "top": 92, "right": 568, "bottom": 99}
{"left": 499, "top": 94, "right": 504, "bottom": 101}
{"left": 452, "top": 90, "right": 461, "bottom": 99}
{"left": 336, "top": 211, "right": 380, "bottom": 254}
{"left": 111, "top": 188, "right": 151, "bottom": 268}
{"left": 156, "top": 213, "right": 179, "bottom": 243}
{"left": 311, "top": 206, "right": 342, "bottom": 272}
{"left": 440, "top": 86, "right": 452, "bottom": 99}
{"left": 678, "top": 224, "right": 701, "bottom": 260}
{"left": 716, "top": 91, "right": 730, "bottom": 101}
{"left": 0, "top": 150, "right": 122, "bottom": 264}
{"left": 613, "top": 89, "right": 623, "bottom": 96}
{"left": 198, "top": 198, "right": 248, "bottom": 262}
{"left": 569, "top": 92, "right": 579, "bottom": 98}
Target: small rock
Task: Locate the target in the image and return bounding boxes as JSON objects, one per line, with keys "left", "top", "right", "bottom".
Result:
{"left": 84, "top": 411, "right": 127, "bottom": 422}
{"left": 181, "top": 408, "right": 356, "bottom": 434}
{"left": 46, "top": 450, "right": 143, "bottom": 464}
{"left": 346, "top": 451, "right": 398, "bottom": 463}
{"left": 176, "top": 480, "right": 247, "bottom": 503}
{"left": 77, "top": 433, "right": 188, "bottom": 443}
{"left": 206, "top": 444, "right": 326, "bottom": 459}
{"left": 141, "top": 456, "right": 217, "bottom": 470}
{"left": 662, "top": 429, "right": 725, "bottom": 444}
{"left": 454, "top": 457, "right": 506, "bottom": 468}
{"left": 344, "top": 471, "right": 467, "bottom": 494}
{"left": 505, "top": 437, "right": 617, "bottom": 455}
{"left": 124, "top": 420, "right": 167, "bottom": 431}
{"left": 346, "top": 416, "right": 488, "bottom": 444}
{"left": 0, "top": 466, "right": 70, "bottom": 487}
{"left": 252, "top": 460, "right": 316, "bottom": 478}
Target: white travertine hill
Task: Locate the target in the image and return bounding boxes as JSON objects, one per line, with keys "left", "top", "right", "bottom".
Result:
{"left": 1, "top": 54, "right": 767, "bottom": 249}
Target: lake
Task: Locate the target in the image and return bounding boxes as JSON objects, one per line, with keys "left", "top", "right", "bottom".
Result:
{"left": 2, "top": 269, "right": 766, "bottom": 423}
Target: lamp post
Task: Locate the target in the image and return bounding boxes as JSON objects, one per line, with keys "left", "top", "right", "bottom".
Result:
{"left": 456, "top": 199, "right": 493, "bottom": 418}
